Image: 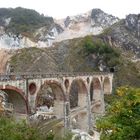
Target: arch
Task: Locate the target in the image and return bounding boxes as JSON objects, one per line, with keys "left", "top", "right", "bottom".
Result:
{"left": 90, "top": 77, "right": 101, "bottom": 102}
{"left": 29, "top": 82, "right": 37, "bottom": 95}
{"left": 90, "top": 77, "right": 102, "bottom": 113}
{"left": 64, "top": 79, "right": 69, "bottom": 89}
{"left": 36, "top": 80, "right": 65, "bottom": 119}
{"left": 0, "top": 85, "right": 28, "bottom": 114}
{"left": 103, "top": 77, "right": 111, "bottom": 94}
{"left": 69, "top": 78, "right": 87, "bottom": 109}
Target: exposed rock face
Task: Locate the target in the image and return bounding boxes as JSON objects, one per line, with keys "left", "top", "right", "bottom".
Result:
{"left": 0, "top": 7, "right": 64, "bottom": 48}
{"left": 0, "top": 26, "right": 63, "bottom": 48}
{"left": 34, "top": 24, "right": 64, "bottom": 47}
{"left": 55, "top": 9, "right": 119, "bottom": 41}
{"left": 0, "top": 8, "right": 119, "bottom": 49}
{"left": 102, "top": 14, "right": 140, "bottom": 58}
{"left": 0, "top": 33, "right": 36, "bottom": 48}
{"left": 91, "top": 9, "right": 119, "bottom": 29}
{"left": 125, "top": 14, "right": 140, "bottom": 35}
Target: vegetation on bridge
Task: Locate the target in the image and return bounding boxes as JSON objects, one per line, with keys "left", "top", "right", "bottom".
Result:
{"left": 97, "top": 86, "right": 140, "bottom": 140}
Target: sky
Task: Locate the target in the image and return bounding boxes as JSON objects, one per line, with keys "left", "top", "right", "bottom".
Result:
{"left": 0, "top": 0, "right": 140, "bottom": 19}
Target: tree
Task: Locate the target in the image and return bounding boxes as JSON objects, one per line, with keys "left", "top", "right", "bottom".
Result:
{"left": 82, "top": 36, "right": 121, "bottom": 68}
{"left": 96, "top": 86, "right": 140, "bottom": 140}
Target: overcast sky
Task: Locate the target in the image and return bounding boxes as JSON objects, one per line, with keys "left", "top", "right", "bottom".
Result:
{"left": 0, "top": 0, "right": 140, "bottom": 19}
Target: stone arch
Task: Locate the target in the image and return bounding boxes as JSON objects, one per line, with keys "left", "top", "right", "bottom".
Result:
{"left": 103, "top": 77, "right": 111, "bottom": 94}
{"left": 0, "top": 85, "right": 28, "bottom": 114}
{"left": 90, "top": 77, "right": 101, "bottom": 101}
{"left": 29, "top": 82, "right": 37, "bottom": 95}
{"left": 36, "top": 80, "right": 65, "bottom": 119}
{"left": 69, "top": 78, "right": 87, "bottom": 109}
{"left": 90, "top": 77, "right": 102, "bottom": 113}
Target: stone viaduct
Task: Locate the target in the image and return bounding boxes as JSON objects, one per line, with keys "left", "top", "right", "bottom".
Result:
{"left": 0, "top": 72, "right": 113, "bottom": 131}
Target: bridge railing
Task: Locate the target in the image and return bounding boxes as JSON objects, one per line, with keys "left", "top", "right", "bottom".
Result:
{"left": 0, "top": 72, "right": 113, "bottom": 81}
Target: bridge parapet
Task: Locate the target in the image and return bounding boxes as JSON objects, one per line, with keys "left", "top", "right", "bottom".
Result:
{"left": 0, "top": 72, "right": 113, "bottom": 81}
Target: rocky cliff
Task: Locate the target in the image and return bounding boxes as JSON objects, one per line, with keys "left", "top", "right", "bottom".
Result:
{"left": 0, "top": 8, "right": 119, "bottom": 49}
{"left": 0, "top": 7, "right": 63, "bottom": 48}
{"left": 101, "top": 14, "right": 140, "bottom": 58}
{"left": 55, "top": 9, "right": 119, "bottom": 41}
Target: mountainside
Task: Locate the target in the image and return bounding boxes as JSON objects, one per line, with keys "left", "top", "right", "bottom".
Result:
{"left": 55, "top": 9, "right": 119, "bottom": 41}
{"left": 0, "top": 8, "right": 119, "bottom": 49}
{"left": 0, "top": 7, "right": 63, "bottom": 48}
{"left": 0, "top": 7, "right": 139, "bottom": 87}
{"left": 8, "top": 35, "right": 140, "bottom": 87}
{"left": 101, "top": 14, "right": 140, "bottom": 58}
{"left": 0, "top": 7, "right": 54, "bottom": 33}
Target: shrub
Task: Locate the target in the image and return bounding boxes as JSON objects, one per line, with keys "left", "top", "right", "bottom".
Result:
{"left": 0, "top": 117, "right": 45, "bottom": 140}
{"left": 82, "top": 36, "right": 121, "bottom": 67}
{"left": 97, "top": 87, "right": 140, "bottom": 140}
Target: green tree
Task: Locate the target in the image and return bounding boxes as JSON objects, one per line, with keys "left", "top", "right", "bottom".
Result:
{"left": 82, "top": 36, "right": 120, "bottom": 67}
{"left": 83, "top": 36, "right": 96, "bottom": 54}
{"left": 0, "top": 7, "right": 54, "bottom": 34}
{"left": 97, "top": 87, "right": 140, "bottom": 140}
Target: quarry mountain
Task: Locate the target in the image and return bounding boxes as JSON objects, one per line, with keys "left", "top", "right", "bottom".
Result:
{"left": 0, "top": 7, "right": 119, "bottom": 48}
{"left": 0, "top": 7, "right": 140, "bottom": 87}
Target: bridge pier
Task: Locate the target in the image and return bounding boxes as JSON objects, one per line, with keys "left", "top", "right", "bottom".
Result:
{"left": 100, "top": 84, "right": 105, "bottom": 114}
{"left": 87, "top": 84, "right": 93, "bottom": 131}
{"left": 64, "top": 101, "right": 71, "bottom": 129}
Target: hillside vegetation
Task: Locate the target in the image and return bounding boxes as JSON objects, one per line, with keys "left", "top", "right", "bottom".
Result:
{"left": 0, "top": 7, "right": 54, "bottom": 34}
{"left": 9, "top": 35, "right": 140, "bottom": 87}
{"left": 9, "top": 36, "right": 121, "bottom": 72}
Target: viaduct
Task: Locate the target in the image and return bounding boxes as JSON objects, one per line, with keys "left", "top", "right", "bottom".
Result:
{"left": 0, "top": 72, "right": 113, "bottom": 131}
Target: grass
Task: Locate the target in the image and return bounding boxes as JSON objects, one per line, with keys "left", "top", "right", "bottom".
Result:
{"left": 10, "top": 47, "right": 44, "bottom": 72}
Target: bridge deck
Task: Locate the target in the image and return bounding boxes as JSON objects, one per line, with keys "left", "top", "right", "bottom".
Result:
{"left": 0, "top": 72, "right": 112, "bottom": 81}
